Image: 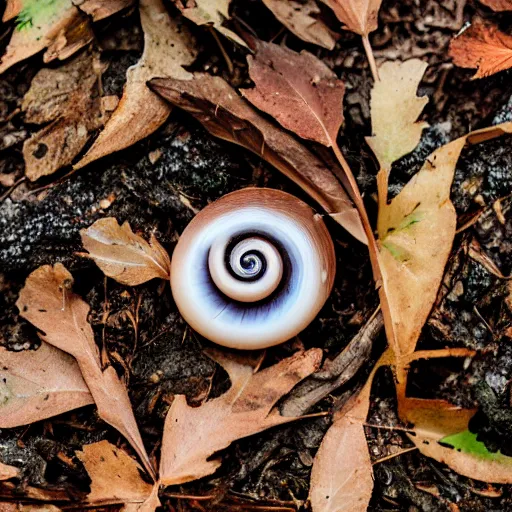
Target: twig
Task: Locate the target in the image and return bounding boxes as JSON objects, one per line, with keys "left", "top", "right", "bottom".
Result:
{"left": 0, "top": 176, "right": 26, "bottom": 203}
{"left": 362, "top": 34, "right": 379, "bottom": 82}
{"left": 208, "top": 26, "right": 234, "bottom": 75}
{"left": 372, "top": 446, "right": 417, "bottom": 465}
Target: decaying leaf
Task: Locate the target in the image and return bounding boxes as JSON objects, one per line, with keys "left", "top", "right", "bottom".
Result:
{"left": 0, "top": 343, "right": 93, "bottom": 428}
{"left": 74, "top": 0, "right": 135, "bottom": 20}
{"left": 0, "top": 462, "right": 19, "bottom": 480}
{"left": 80, "top": 218, "right": 171, "bottom": 286}
{"left": 2, "top": 0, "right": 22, "bottom": 22}
{"left": 159, "top": 348, "right": 322, "bottom": 484}
{"left": 449, "top": 18, "right": 512, "bottom": 79}
{"left": 77, "top": 441, "right": 160, "bottom": 509}
{"left": 74, "top": 0, "right": 197, "bottom": 170}
{"left": 321, "top": 0, "right": 383, "bottom": 36}
{"left": 261, "top": 0, "right": 337, "bottom": 50}
{"left": 0, "top": 0, "right": 94, "bottom": 75}
{"left": 242, "top": 39, "right": 345, "bottom": 148}
{"left": 16, "top": 264, "right": 154, "bottom": 478}
{"left": 173, "top": 0, "right": 246, "bottom": 47}
{"left": 479, "top": 0, "right": 512, "bottom": 11}
{"left": 366, "top": 59, "right": 429, "bottom": 170}
{"left": 21, "top": 51, "right": 104, "bottom": 181}
{"left": 150, "top": 74, "right": 366, "bottom": 244}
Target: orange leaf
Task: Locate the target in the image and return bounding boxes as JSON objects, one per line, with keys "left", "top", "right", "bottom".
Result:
{"left": 479, "top": 0, "right": 512, "bottom": 11}
{"left": 449, "top": 18, "right": 512, "bottom": 79}
{"left": 0, "top": 462, "right": 19, "bottom": 481}
{"left": 321, "top": 0, "right": 383, "bottom": 36}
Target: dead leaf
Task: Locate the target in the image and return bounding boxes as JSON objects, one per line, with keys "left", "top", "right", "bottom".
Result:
{"left": 479, "top": 0, "right": 512, "bottom": 11}
{"left": 0, "top": 0, "right": 94, "bottom": 75}
{"left": 321, "top": 0, "right": 383, "bottom": 36}
{"left": 2, "top": 0, "right": 22, "bottom": 22}
{"left": 173, "top": 0, "right": 246, "bottom": 47}
{"left": 0, "top": 462, "right": 19, "bottom": 480}
{"left": 261, "top": 0, "right": 337, "bottom": 50}
{"left": 80, "top": 218, "right": 171, "bottom": 285}
{"left": 449, "top": 18, "right": 512, "bottom": 79}
{"left": 77, "top": 441, "right": 160, "bottom": 508}
{"left": 74, "top": 0, "right": 197, "bottom": 170}
{"left": 366, "top": 59, "right": 429, "bottom": 171}
{"left": 242, "top": 39, "right": 345, "bottom": 148}
{"left": 0, "top": 504, "right": 61, "bottom": 512}
{"left": 16, "top": 264, "right": 154, "bottom": 479}
{"left": 150, "top": 73, "right": 366, "bottom": 244}
{"left": 0, "top": 343, "right": 93, "bottom": 428}
{"left": 159, "top": 348, "right": 322, "bottom": 484}
{"left": 74, "top": 0, "right": 135, "bottom": 20}
{"left": 21, "top": 51, "right": 104, "bottom": 181}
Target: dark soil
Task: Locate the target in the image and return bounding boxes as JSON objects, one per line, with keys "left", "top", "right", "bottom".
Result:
{"left": 1, "top": 0, "right": 512, "bottom": 510}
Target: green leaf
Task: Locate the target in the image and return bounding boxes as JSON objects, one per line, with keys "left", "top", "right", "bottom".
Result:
{"left": 441, "top": 430, "right": 512, "bottom": 462}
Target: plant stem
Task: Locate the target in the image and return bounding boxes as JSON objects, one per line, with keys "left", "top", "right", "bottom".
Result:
{"left": 362, "top": 34, "right": 379, "bottom": 82}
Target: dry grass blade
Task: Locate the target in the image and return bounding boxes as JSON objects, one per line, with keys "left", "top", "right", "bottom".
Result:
{"left": 159, "top": 348, "right": 322, "bottom": 485}
{"left": 449, "top": 18, "right": 512, "bottom": 79}
{"left": 150, "top": 74, "right": 366, "bottom": 244}
{"left": 80, "top": 218, "right": 171, "bottom": 285}
{"left": 261, "top": 0, "right": 337, "bottom": 50}
{"left": 0, "top": 343, "right": 93, "bottom": 428}
{"left": 16, "top": 264, "right": 154, "bottom": 478}
{"left": 321, "top": 0, "right": 383, "bottom": 35}
{"left": 74, "top": 0, "right": 197, "bottom": 169}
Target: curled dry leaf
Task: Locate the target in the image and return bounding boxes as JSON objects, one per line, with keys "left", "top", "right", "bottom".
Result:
{"left": 366, "top": 59, "right": 429, "bottom": 171}
{"left": 77, "top": 441, "right": 160, "bottom": 509}
{"left": 0, "top": 343, "right": 93, "bottom": 428}
{"left": 0, "top": 462, "right": 19, "bottom": 480}
{"left": 321, "top": 0, "right": 383, "bottom": 36}
{"left": 159, "top": 348, "right": 322, "bottom": 485}
{"left": 74, "top": 0, "right": 135, "bottom": 20}
{"left": 16, "top": 264, "right": 154, "bottom": 478}
{"left": 0, "top": 0, "right": 94, "bottom": 74}
{"left": 173, "top": 0, "right": 246, "bottom": 47}
{"left": 74, "top": 0, "right": 197, "bottom": 169}
{"left": 150, "top": 74, "right": 366, "bottom": 244}
{"left": 21, "top": 51, "right": 104, "bottom": 181}
{"left": 80, "top": 218, "right": 171, "bottom": 286}
{"left": 449, "top": 18, "right": 512, "bottom": 79}
{"left": 479, "top": 0, "right": 512, "bottom": 11}
{"left": 261, "top": 0, "right": 337, "bottom": 50}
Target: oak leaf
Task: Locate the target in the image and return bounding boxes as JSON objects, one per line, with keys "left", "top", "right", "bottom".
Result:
{"left": 74, "top": 0, "right": 197, "bottom": 169}
{"left": 366, "top": 59, "right": 428, "bottom": 170}
{"left": 16, "top": 263, "right": 154, "bottom": 478}
{"left": 0, "top": 343, "right": 93, "bottom": 428}
{"left": 80, "top": 218, "right": 171, "bottom": 286}
{"left": 159, "top": 348, "right": 322, "bottom": 484}
{"left": 261, "top": 0, "right": 337, "bottom": 50}
{"left": 449, "top": 18, "right": 512, "bottom": 79}
{"left": 150, "top": 73, "right": 366, "bottom": 244}
{"left": 21, "top": 51, "right": 104, "bottom": 181}
{"left": 479, "top": 0, "right": 512, "bottom": 11}
{"left": 321, "top": 0, "right": 383, "bottom": 36}
{"left": 0, "top": 0, "right": 94, "bottom": 74}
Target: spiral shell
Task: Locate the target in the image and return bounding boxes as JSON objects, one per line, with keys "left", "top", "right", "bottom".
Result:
{"left": 170, "top": 188, "right": 336, "bottom": 350}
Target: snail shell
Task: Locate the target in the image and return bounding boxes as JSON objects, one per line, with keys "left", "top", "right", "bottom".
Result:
{"left": 170, "top": 188, "right": 336, "bottom": 350}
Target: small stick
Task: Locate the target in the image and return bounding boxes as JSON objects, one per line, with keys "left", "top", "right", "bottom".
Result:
{"left": 208, "top": 26, "right": 234, "bottom": 75}
{"left": 362, "top": 34, "right": 379, "bottom": 82}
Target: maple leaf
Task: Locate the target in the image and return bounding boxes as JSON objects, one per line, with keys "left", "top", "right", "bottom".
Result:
{"left": 74, "top": 0, "right": 197, "bottom": 170}
{"left": 449, "top": 18, "right": 512, "bottom": 79}
{"left": 173, "top": 0, "right": 246, "bottom": 47}
{"left": 21, "top": 51, "right": 105, "bottom": 181}
{"left": 16, "top": 263, "right": 154, "bottom": 478}
{"left": 159, "top": 348, "right": 322, "bottom": 484}
{"left": 80, "top": 218, "right": 171, "bottom": 286}
{"left": 366, "top": 59, "right": 429, "bottom": 171}
{"left": 479, "top": 0, "right": 512, "bottom": 11}
{"left": 0, "top": 343, "right": 93, "bottom": 428}
{"left": 261, "top": 0, "right": 337, "bottom": 50}
{"left": 0, "top": 0, "right": 94, "bottom": 74}
{"left": 321, "top": 0, "right": 383, "bottom": 36}
{"left": 150, "top": 73, "right": 366, "bottom": 244}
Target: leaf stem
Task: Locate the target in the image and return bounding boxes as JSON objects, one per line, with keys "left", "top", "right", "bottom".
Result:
{"left": 362, "top": 34, "right": 379, "bottom": 82}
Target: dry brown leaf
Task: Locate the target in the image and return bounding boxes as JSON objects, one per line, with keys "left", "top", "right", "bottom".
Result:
{"left": 173, "top": 0, "right": 246, "bottom": 47}
{"left": 0, "top": 343, "right": 93, "bottom": 428}
{"left": 75, "top": 0, "right": 135, "bottom": 20}
{"left": 74, "top": 0, "right": 197, "bottom": 170}
{"left": 150, "top": 74, "right": 366, "bottom": 244}
{"left": 0, "top": 462, "right": 19, "bottom": 480}
{"left": 77, "top": 441, "right": 160, "bottom": 508}
{"left": 261, "top": 0, "right": 337, "bottom": 49}
{"left": 0, "top": 504, "right": 61, "bottom": 512}
{"left": 80, "top": 218, "right": 171, "bottom": 285}
{"left": 449, "top": 18, "right": 512, "bottom": 79}
{"left": 322, "top": 0, "right": 383, "bottom": 36}
{"left": 21, "top": 51, "right": 104, "bottom": 181}
{"left": 2, "top": 0, "right": 22, "bottom": 22}
{"left": 479, "top": 0, "right": 512, "bottom": 11}
{"left": 16, "top": 264, "right": 154, "bottom": 478}
{"left": 366, "top": 59, "right": 429, "bottom": 171}
{"left": 159, "top": 348, "right": 322, "bottom": 485}
{"left": 0, "top": 0, "right": 94, "bottom": 75}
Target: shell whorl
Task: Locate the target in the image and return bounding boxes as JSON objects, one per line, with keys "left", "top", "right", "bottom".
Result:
{"left": 170, "top": 188, "right": 336, "bottom": 350}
